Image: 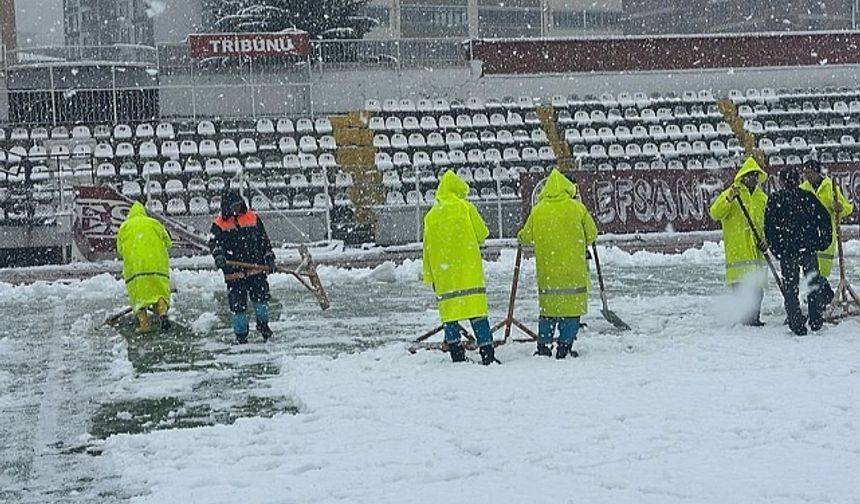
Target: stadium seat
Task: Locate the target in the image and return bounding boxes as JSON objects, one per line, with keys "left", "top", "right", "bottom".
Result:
{"left": 313, "top": 193, "right": 332, "bottom": 209}
{"left": 118, "top": 162, "right": 137, "bottom": 177}
{"left": 420, "top": 116, "right": 438, "bottom": 131}
{"left": 402, "top": 116, "right": 419, "bottom": 131}
{"left": 143, "top": 181, "right": 162, "bottom": 197}
{"left": 239, "top": 138, "right": 258, "bottom": 155}
{"left": 369, "top": 117, "right": 385, "bottom": 131}
{"left": 145, "top": 199, "right": 164, "bottom": 214}
{"left": 249, "top": 176, "right": 267, "bottom": 189}
{"left": 141, "top": 161, "right": 161, "bottom": 177}
{"left": 96, "top": 163, "right": 116, "bottom": 178}
{"left": 188, "top": 196, "right": 209, "bottom": 215}
{"left": 408, "top": 133, "right": 427, "bottom": 148}
{"left": 278, "top": 137, "right": 298, "bottom": 154}
{"left": 135, "top": 124, "right": 154, "bottom": 138}
{"left": 382, "top": 171, "right": 402, "bottom": 188}
{"left": 290, "top": 174, "right": 309, "bottom": 189}
{"left": 94, "top": 143, "right": 114, "bottom": 159}
{"left": 161, "top": 141, "right": 180, "bottom": 158}
{"left": 156, "top": 122, "right": 175, "bottom": 139}
{"left": 392, "top": 152, "right": 410, "bottom": 167}
{"left": 160, "top": 160, "right": 180, "bottom": 176}
{"left": 296, "top": 118, "right": 314, "bottom": 133}
{"left": 166, "top": 198, "right": 187, "bottom": 215}
{"left": 256, "top": 118, "right": 275, "bottom": 134}
{"left": 365, "top": 99, "right": 382, "bottom": 112}
{"left": 139, "top": 141, "right": 158, "bottom": 159}
{"left": 199, "top": 139, "right": 218, "bottom": 157}
{"left": 219, "top": 139, "right": 238, "bottom": 156}
{"left": 275, "top": 118, "right": 294, "bottom": 134}
{"left": 271, "top": 194, "right": 290, "bottom": 209}
{"left": 335, "top": 172, "right": 353, "bottom": 188}
{"left": 319, "top": 153, "right": 337, "bottom": 169}
{"left": 448, "top": 150, "right": 466, "bottom": 165}
{"left": 292, "top": 136, "right": 315, "bottom": 153}
{"left": 177, "top": 139, "right": 197, "bottom": 156}
{"left": 72, "top": 144, "right": 93, "bottom": 158}
{"left": 114, "top": 124, "right": 132, "bottom": 139}
{"left": 292, "top": 194, "right": 311, "bottom": 209}
{"left": 184, "top": 159, "right": 203, "bottom": 174}
{"left": 197, "top": 120, "right": 216, "bottom": 136}
{"left": 187, "top": 178, "right": 206, "bottom": 193}
{"left": 375, "top": 153, "right": 393, "bottom": 170}
{"left": 71, "top": 125, "right": 92, "bottom": 139}
{"left": 164, "top": 179, "right": 184, "bottom": 195}
{"left": 386, "top": 191, "right": 405, "bottom": 205}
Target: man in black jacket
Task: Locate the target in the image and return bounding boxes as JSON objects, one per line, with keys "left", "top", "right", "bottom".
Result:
{"left": 210, "top": 188, "right": 276, "bottom": 344}
{"left": 764, "top": 167, "right": 833, "bottom": 335}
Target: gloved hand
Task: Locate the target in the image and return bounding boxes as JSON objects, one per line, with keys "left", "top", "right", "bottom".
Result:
{"left": 265, "top": 252, "right": 276, "bottom": 274}
{"left": 726, "top": 186, "right": 739, "bottom": 201}
{"left": 214, "top": 254, "right": 226, "bottom": 270}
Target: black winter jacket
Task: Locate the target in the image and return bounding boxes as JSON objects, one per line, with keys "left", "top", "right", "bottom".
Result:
{"left": 209, "top": 190, "right": 274, "bottom": 278}
{"left": 764, "top": 187, "right": 832, "bottom": 260}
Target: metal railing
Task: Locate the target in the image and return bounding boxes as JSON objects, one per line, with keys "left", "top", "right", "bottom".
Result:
{"left": 4, "top": 44, "right": 158, "bottom": 68}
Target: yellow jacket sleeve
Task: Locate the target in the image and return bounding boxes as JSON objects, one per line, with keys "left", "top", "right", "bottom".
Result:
{"left": 582, "top": 206, "right": 599, "bottom": 245}
{"left": 421, "top": 227, "right": 433, "bottom": 285}
{"left": 709, "top": 187, "right": 734, "bottom": 221}
{"left": 836, "top": 185, "right": 854, "bottom": 219}
{"left": 517, "top": 212, "right": 534, "bottom": 245}
{"left": 468, "top": 203, "right": 490, "bottom": 244}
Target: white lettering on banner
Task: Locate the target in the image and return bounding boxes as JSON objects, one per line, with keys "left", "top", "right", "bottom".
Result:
{"left": 223, "top": 39, "right": 234, "bottom": 52}
{"left": 241, "top": 39, "right": 253, "bottom": 52}
{"left": 253, "top": 39, "right": 265, "bottom": 51}
{"left": 266, "top": 39, "right": 279, "bottom": 52}
{"left": 208, "top": 40, "right": 221, "bottom": 52}
{"left": 591, "top": 176, "right": 724, "bottom": 228}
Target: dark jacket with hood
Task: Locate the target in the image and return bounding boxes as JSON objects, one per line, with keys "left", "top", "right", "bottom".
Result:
{"left": 209, "top": 189, "right": 274, "bottom": 279}
{"left": 764, "top": 186, "right": 832, "bottom": 261}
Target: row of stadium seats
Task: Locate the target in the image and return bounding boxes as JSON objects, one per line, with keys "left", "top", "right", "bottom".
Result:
{"left": 373, "top": 130, "right": 548, "bottom": 148}
{"left": 363, "top": 87, "right": 860, "bottom": 114}
{"left": 0, "top": 117, "right": 334, "bottom": 143}
{"left": 0, "top": 136, "right": 337, "bottom": 160}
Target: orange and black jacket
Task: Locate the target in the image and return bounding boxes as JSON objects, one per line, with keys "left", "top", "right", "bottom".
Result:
{"left": 209, "top": 210, "right": 274, "bottom": 281}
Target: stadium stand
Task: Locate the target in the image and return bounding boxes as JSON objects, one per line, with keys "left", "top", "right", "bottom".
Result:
{"left": 4, "top": 87, "right": 860, "bottom": 226}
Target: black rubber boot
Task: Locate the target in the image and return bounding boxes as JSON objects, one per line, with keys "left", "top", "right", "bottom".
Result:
{"left": 448, "top": 342, "right": 466, "bottom": 363}
{"left": 534, "top": 343, "right": 552, "bottom": 357}
{"left": 235, "top": 332, "right": 249, "bottom": 344}
{"left": 556, "top": 342, "right": 578, "bottom": 359}
{"left": 258, "top": 322, "right": 273, "bottom": 342}
{"left": 479, "top": 344, "right": 499, "bottom": 366}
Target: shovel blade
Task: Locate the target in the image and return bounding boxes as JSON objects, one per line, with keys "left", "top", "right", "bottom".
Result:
{"left": 601, "top": 308, "right": 631, "bottom": 331}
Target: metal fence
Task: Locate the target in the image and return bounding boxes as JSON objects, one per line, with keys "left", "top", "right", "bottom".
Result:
{"left": 0, "top": 38, "right": 469, "bottom": 126}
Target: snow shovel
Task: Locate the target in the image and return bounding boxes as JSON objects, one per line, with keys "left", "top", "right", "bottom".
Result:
{"left": 591, "top": 243, "right": 631, "bottom": 331}
{"left": 825, "top": 184, "right": 860, "bottom": 322}
{"left": 228, "top": 253, "right": 330, "bottom": 311}
{"left": 734, "top": 192, "right": 786, "bottom": 297}
{"left": 104, "top": 306, "right": 133, "bottom": 325}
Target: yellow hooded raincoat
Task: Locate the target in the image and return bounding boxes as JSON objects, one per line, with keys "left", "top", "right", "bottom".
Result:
{"left": 709, "top": 157, "right": 769, "bottom": 285}
{"left": 799, "top": 177, "right": 855, "bottom": 278}
{"left": 518, "top": 169, "right": 598, "bottom": 317}
{"left": 422, "top": 170, "right": 490, "bottom": 323}
{"left": 116, "top": 202, "right": 172, "bottom": 312}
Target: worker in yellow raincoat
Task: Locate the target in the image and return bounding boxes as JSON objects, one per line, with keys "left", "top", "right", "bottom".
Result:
{"left": 423, "top": 170, "right": 498, "bottom": 365}
{"left": 800, "top": 159, "right": 855, "bottom": 279}
{"left": 518, "top": 169, "right": 598, "bottom": 359}
{"left": 709, "top": 157, "right": 770, "bottom": 326}
{"left": 116, "top": 201, "right": 172, "bottom": 332}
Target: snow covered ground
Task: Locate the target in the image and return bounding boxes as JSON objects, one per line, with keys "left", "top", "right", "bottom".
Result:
{"left": 2, "top": 242, "right": 860, "bottom": 503}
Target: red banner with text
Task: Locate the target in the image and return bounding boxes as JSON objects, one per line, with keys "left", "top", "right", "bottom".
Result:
{"left": 189, "top": 32, "right": 310, "bottom": 58}
{"left": 521, "top": 165, "right": 860, "bottom": 234}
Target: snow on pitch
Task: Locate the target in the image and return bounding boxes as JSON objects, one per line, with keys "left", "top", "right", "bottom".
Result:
{"left": 1, "top": 244, "right": 859, "bottom": 503}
